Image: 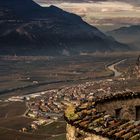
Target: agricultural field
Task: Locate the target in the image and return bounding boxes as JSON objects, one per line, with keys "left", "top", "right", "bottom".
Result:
{"left": 0, "top": 53, "right": 134, "bottom": 96}
{"left": 0, "top": 99, "right": 66, "bottom": 140}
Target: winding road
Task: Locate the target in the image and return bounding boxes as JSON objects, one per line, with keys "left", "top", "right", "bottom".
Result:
{"left": 108, "top": 59, "right": 126, "bottom": 77}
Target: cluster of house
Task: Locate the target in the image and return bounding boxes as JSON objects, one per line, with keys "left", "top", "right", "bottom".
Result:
{"left": 20, "top": 119, "right": 52, "bottom": 132}
{"left": 25, "top": 77, "right": 132, "bottom": 122}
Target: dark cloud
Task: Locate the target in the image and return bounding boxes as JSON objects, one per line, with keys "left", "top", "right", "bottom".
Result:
{"left": 116, "top": 0, "right": 140, "bottom": 6}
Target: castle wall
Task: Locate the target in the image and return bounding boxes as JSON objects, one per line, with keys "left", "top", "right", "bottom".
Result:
{"left": 96, "top": 98, "right": 140, "bottom": 120}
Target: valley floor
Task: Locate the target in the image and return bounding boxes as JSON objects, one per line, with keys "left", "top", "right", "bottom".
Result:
{"left": 0, "top": 53, "right": 140, "bottom": 140}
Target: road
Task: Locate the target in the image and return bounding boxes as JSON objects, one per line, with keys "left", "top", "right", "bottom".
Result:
{"left": 108, "top": 59, "right": 126, "bottom": 77}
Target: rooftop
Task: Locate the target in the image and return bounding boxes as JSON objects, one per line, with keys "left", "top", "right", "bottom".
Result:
{"left": 64, "top": 91, "right": 140, "bottom": 140}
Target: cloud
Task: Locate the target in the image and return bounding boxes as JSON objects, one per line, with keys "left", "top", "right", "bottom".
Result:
{"left": 34, "top": 0, "right": 140, "bottom": 30}
{"left": 90, "top": 17, "right": 140, "bottom": 25}
{"left": 116, "top": 0, "right": 140, "bottom": 6}
{"left": 35, "top": 0, "right": 140, "bottom": 5}
{"left": 52, "top": 1, "right": 140, "bottom": 17}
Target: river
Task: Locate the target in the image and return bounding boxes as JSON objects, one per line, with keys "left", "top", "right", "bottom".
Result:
{"left": 108, "top": 59, "right": 126, "bottom": 77}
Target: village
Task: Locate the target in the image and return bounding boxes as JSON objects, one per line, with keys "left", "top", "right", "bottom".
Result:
{"left": 2, "top": 74, "right": 138, "bottom": 133}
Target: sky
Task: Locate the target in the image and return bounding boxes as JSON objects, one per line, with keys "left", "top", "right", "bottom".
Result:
{"left": 34, "top": 0, "right": 140, "bottom": 31}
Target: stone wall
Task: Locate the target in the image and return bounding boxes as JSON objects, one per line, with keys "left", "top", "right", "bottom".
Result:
{"left": 66, "top": 124, "right": 109, "bottom": 140}
{"left": 66, "top": 124, "right": 77, "bottom": 140}
{"left": 96, "top": 98, "right": 140, "bottom": 120}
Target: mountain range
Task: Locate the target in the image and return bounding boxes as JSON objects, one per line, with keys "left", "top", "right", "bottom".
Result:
{"left": 0, "top": 0, "right": 131, "bottom": 55}
{"left": 107, "top": 25, "right": 140, "bottom": 50}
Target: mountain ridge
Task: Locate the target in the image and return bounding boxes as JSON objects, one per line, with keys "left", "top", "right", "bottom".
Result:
{"left": 0, "top": 0, "right": 131, "bottom": 55}
{"left": 107, "top": 25, "right": 140, "bottom": 49}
